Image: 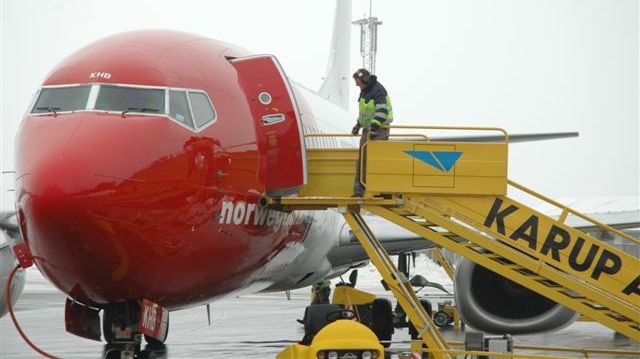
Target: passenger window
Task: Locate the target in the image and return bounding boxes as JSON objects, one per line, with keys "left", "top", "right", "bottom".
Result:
{"left": 189, "top": 92, "right": 216, "bottom": 128}
{"left": 169, "top": 91, "right": 194, "bottom": 129}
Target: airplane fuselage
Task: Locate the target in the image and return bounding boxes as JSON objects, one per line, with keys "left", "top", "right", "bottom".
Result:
{"left": 15, "top": 30, "right": 352, "bottom": 310}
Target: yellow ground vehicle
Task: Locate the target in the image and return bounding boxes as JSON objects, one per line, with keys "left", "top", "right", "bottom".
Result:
{"left": 331, "top": 284, "right": 394, "bottom": 346}
{"left": 297, "top": 271, "right": 395, "bottom": 349}
{"left": 279, "top": 272, "right": 393, "bottom": 358}
{"left": 276, "top": 318, "right": 384, "bottom": 359}
{"left": 432, "top": 301, "right": 455, "bottom": 328}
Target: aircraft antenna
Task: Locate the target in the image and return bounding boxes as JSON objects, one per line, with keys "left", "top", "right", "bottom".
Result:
{"left": 352, "top": 0, "right": 382, "bottom": 74}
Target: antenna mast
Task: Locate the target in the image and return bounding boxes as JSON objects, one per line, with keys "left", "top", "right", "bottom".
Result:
{"left": 352, "top": 0, "right": 382, "bottom": 74}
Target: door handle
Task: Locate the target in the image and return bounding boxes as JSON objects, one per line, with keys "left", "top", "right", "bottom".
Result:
{"left": 261, "top": 113, "right": 285, "bottom": 126}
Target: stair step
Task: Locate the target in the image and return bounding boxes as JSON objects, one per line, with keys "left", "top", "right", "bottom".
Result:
{"left": 538, "top": 279, "right": 561, "bottom": 288}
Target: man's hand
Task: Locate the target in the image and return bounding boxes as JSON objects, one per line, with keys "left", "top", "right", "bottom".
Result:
{"left": 351, "top": 124, "right": 361, "bottom": 135}
{"left": 370, "top": 122, "right": 380, "bottom": 131}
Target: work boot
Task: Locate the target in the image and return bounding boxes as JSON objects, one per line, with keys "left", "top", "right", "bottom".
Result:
{"left": 373, "top": 193, "right": 392, "bottom": 199}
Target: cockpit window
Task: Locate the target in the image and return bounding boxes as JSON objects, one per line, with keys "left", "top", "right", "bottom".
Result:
{"left": 30, "top": 83, "right": 217, "bottom": 131}
{"left": 31, "top": 85, "right": 91, "bottom": 114}
{"left": 189, "top": 92, "right": 216, "bottom": 128}
{"left": 95, "top": 85, "right": 164, "bottom": 114}
{"left": 169, "top": 90, "right": 194, "bottom": 129}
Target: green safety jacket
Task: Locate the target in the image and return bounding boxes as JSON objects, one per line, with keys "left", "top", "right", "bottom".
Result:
{"left": 357, "top": 77, "right": 393, "bottom": 129}
{"left": 312, "top": 280, "right": 331, "bottom": 291}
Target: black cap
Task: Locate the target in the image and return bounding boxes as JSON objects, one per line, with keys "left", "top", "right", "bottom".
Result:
{"left": 352, "top": 68, "right": 372, "bottom": 84}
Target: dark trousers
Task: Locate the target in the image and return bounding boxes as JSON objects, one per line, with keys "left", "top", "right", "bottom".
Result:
{"left": 353, "top": 128, "right": 390, "bottom": 196}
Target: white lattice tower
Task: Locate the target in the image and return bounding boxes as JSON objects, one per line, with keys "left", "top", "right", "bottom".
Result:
{"left": 352, "top": 12, "right": 382, "bottom": 74}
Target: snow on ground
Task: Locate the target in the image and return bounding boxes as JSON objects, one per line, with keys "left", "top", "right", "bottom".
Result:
{"left": 23, "top": 267, "right": 56, "bottom": 293}
{"left": 343, "top": 253, "right": 453, "bottom": 296}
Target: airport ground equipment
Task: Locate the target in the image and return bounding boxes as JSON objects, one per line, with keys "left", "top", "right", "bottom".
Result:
{"left": 276, "top": 318, "right": 384, "bottom": 359}
{"left": 300, "top": 282, "right": 395, "bottom": 347}
{"left": 270, "top": 125, "right": 640, "bottom": 358}
{"left": 432, "top": 301, "right": 455, "bottom": 328}
{"left": 391, "top": 276, "right": 438, "bottom": 339}
{"left": 429, "top": 248, "right": 462, "bottom": 329}
{"left": 332, "top": 284, "right": 395, "bottom": 346}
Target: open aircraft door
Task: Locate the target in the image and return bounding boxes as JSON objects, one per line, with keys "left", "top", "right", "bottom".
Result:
{"left": 231, "top": 55, "right": 307, "bottom": 196}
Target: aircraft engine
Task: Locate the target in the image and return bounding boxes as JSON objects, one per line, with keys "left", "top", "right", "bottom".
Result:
{"left": 454, "top": 258, "right": 579, "bottom": 334}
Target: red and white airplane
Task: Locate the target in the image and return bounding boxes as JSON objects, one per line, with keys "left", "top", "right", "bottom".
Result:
{"left": 6, "top": 0, "right": 417, "bottom": 347}
{"left": 3, "top": 0, "right": 635, "bottom": 354}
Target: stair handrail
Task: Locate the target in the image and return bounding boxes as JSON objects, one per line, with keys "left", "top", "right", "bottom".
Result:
{"left": 387, "top": 125, "right": 509, "bottom": 144}
{"left": 508, "top": 179, "right": 640, "bottom": 245}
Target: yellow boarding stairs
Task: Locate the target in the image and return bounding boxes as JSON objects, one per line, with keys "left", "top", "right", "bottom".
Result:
{"left": 270, "top": 126, "right": 640, "bottom": 358}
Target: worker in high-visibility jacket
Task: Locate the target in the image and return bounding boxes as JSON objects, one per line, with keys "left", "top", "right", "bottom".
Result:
{"left": 351, "top": 68, "right": 393, "bottom": 197}
{"left": 311, "top": 280, "right": 332, "bottom": 304}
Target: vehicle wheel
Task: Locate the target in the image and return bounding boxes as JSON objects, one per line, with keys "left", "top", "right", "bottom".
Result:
{"left": 433, "top": 311, "right": 449, "bottom": 328}
{"left": 325, "top": 309, "right": 357, "bottom": 323}
{"left": 371, "top": 298, "right": 393, "bottom": 348}
{"left": 302, "top": 304, "right": 341, "bottom": 345}
{"left": 393, "top": 304, "right": 407, "bottom": 328}
{"left": 422, "top": 299, "right": 433, "bottom": 317}
{"left": 408, "top": 298, "right": 432, "bottom": 340}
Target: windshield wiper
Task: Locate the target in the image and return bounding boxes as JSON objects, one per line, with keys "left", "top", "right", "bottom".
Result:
{"left": 121, "top": 107, "right": 160, "bottom": 117}
{"left": 36, "top": 106, "right": 61, "bottom": 117}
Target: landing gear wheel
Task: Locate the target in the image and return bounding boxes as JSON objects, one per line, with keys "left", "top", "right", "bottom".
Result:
{"left": 103, "top": 347, "right": 121, "bottom": 359}
{"left": 103, "top": 342, "right": 140, "bottom": 359}
{"left": 433, "top": 311, "right": 449, "bottom": 328}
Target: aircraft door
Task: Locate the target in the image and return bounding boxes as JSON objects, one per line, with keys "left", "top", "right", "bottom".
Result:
{"left": 231, "top": 55, "right": 307, "bottom": 196}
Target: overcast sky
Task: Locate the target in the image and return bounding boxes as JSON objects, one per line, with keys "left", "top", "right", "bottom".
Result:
{"left": 1, "top": 0, "right": 638, "bottom": 211}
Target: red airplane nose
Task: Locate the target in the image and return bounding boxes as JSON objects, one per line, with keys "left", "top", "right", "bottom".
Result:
{"left": 15, "top": 112, "right": 203, "bottom": 304}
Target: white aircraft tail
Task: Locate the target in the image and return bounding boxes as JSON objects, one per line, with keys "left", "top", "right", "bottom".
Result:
{"left": 318, "top": 0, "right": 352, "bottom": 111}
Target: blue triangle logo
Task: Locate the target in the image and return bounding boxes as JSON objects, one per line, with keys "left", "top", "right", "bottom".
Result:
{"left": 433, "top": 151, "right": 463, "bottom": 172}
{"left": 404, "top": 151, "right": 443, "bottom": 171}
{"left": 404, "top": 150, "right": 463, "bottom": 172}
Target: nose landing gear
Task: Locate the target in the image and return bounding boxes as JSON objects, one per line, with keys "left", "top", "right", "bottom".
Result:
{"left": 101, "top": 299, "right": 169, "bottom": 359}
{"left": 102, "top": 301, "right": 141, "bottom": 359}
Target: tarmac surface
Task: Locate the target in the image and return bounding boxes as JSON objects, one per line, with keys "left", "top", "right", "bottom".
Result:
{"left": 2, "top": 265, "right": 639, "bottom": 359}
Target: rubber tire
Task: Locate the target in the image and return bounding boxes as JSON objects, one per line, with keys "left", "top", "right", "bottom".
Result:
{"left": 422, "top": 299, "right": 433, "bottom": 317}
{"left": 408, "top": 298, "right": 432, "bottom": 340}
{"left": 371, "top": 298, "right": 394, "bottom": 348}
{"left": 433, "top": 311, "right": 449, "bottom": 328}
{"left": 104, "top": 347, "right": 121, "bottom": 359}
{"left": 302, "top": 304, "right": 341, "bottom": 345}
